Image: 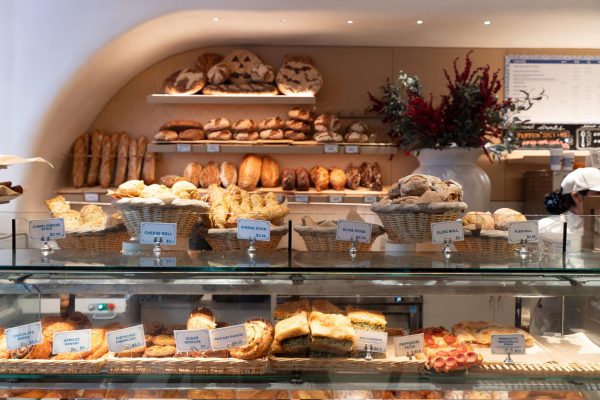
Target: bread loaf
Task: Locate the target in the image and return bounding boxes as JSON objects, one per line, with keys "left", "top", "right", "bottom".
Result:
{"left": 370, "top": 162, "right": 383, "bottom": 191}
{"left": 113, "top": 132, "right": 129, "bottom": 187}
{"left": 207, "top": 130, "right": 233, "bottom": 140}
{"left": 72, "top": 132, "right": 89, "bottom": 188}
{"left": 232, "top": 119, "right": 257, "bottom": 132}
{"left": 250, "top": 63, "right": 275, "bottom": 83}
{"left": 260, "top": 156, "right": 280, "bottom": 188}
{"left": 314, "top": 131, "right": 343, "bottom": 143}
{"left": 288, "top": 107, "right": 313, "bottom": 122}
{"left": 198, "top": 162, "right": 221, "bottom": 189}
{"left": 329, "top": 167, "right": 347, "bottom": 191}
{"left": 207, "top": 63, "right": 230, "bottom": 85}
{"left": 344, "top": 132, "right": 369, "bottom": 143}
{"left": 126, "top": 138, "right": 139, "bottom": 181}
{"left": 238, "top": 154, "right": 262, "bottom": 191}
{"left": 204, "top": 118, "right": 231, "bottom": 132}
{"left": 493, "top": 208, "right": 526, "bottom": 231}
{"left": 463, "top": 212, "right": 495, "bottom": 230}
{"left": 164, "top": 68, "right": 206, "bottom": 95}
{"left": 133, "top": 137, "right": 147, "bottom": 181}
{"left": 178, "top": 129, "right": 205, "bottom": 141}
{"left": 99, "top": 135, "right": 113, "bottom": 188}
{"left": 86, "top": 130, "right": 103, "bottom": 186}
{"left": 295, "top": 167, "right": 310, "bottom": 191}
{"left": 160, "top": 120, "right": 203, "bottom": 132}
{"left": 281, "top": 168, "right": 296, "bottom": 190}
{"left": 309, "top": 166, "right": 329, "bottom": 192}
{"left": 154, "top": 130, "right": 178, "bottom": 141}
{"left": 284, "top": 120, "right": 311, "bottom": 133}
{"left": 348, "top": 121, "right": 368, "bottom": 133}
{"left": 359, "top": 162, "right": 373, "bottom": 187}
{"left": 196, "top": 53, "right": 224, "bottom": 74}
{"left": 183, "top": 162, "right": 202, "bottom": 187}
{"left": 284, "top": 130, "right": 307, "bottom": 141}
{"left": 259, "top": 129, "right": 284, "bottom": 140}
{"left": 142, "top": 152, "right": 156, "bottom": 185}
{"left": 220, "top": 162, "right": 237, "bottom": 188}
{"left": 345, "top": 164, "right": 361, "bottom": 190}
{"left": 233, "top": 131, "right": 259, "bottom": 141}
{"left": 258, "top": 116, "right": 284, "bottom": 130}
{"left": 314, "top": 114, "right": 340, "bottom": 132}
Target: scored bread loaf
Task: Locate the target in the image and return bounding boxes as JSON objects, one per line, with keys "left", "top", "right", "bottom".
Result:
{"left": 260, "top": 156, "right": 280, "bottom": 188}
{"left": 178, "top": 129, "right": 205, "bottom": 141}
{"left": 233, "top": 119, "right": 257, "bottom": 132}
{"left": 288, "top": 107, "right": 313, "bottom": 122}
{"left": 204, "top": 118, "right": 231, "bottom": 132}
{"left": 259, "top": 129, "right": 284, "bottom": 140}
{"left": 113, "top": 132, "right": 129, "bottom": 187}
{"left": 258, "top": 117, "right": 284, "bottom": 130}
{"left": 295, "top": 167, "right": 310, "bottom": 191}
{"left": 220, "top": 162, "right": 238, "bottom": 188}
{"left": 183, "top": 162, "right": 202, "bottom": 187}
{"left": 281, "top": 168, "right": 296, "bottom": 191}
{"left": 72, "top": 132, "right": 89, "bottom": 188}
{"left": 206, "top": 130, "right": 233, "bottom": 140}
{"left": 86, "top": 130, "right": 103, "bottom": 186}
{"left": 198, "top": 162, "right": 221, "bottom": 189}
{"left": 238, "top": 154, "right": 262, "bottom": 191}
{"left": 345, "top": 163, "right": 361, "bottom": 190}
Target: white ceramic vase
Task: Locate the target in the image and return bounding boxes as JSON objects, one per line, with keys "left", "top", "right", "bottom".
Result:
{"left": 412, "top": 148, "right": 491, "bottom": 211}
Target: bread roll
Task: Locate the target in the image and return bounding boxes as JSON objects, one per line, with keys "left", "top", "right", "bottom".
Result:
{"left": 309, "top": 166, "right": 329, "bottom": 192}
{"left": 113, "top": 132, "right": 129, "bottom": 187}
{"left": 295, "top": 167, "right": 310, "bottom": 191}
{"left": 183, "top": 162, "right": 202, "bottom": 187}
{"left": 260, "top": 156, "right": 280, "bottom": 188}
{"left": 187, "top": 307, "right": 216, "bottom": 330}
{"left": 198, "top": 162, "right": 221, "bottom": 189}
{"left": 329, "top": 167, "right": 347, "bottom": 191}
{"left": 220, "top": 162, "right": 238, "bottom": 188}
{"left": 142, "top": 152, "right": 156, "bottom": 185}
{"left": 238, "top": 154, "right": 262, "bottom": 191}
{"left": 86, "top": 130, "right": 103, "bottom": 186}
{"left": 172, "top": 180, "right": 200, "bottom": 199}
{"left": 463, "top": 212, "right": 495, "bottom": 230}
{"left": 72, "top": 132, "right": 89, "bottom": 188}
{"left": 281, "top": 168, "right": 296, "bottom": 191}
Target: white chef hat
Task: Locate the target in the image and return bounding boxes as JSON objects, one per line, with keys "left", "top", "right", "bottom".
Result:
{"left": 561, "top": 167, "right": 600, "bottom": 193}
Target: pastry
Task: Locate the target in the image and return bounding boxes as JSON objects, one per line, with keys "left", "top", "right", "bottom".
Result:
{"left": 207, "top": 130, "right": 233, "bottom": 140}
{"left": 178, "top": 129, "right": 205, "bottom": 141}
{"left": 452, "top": 321, "right": 534, "bottom": 347}
{"left": 196, "top": 53, "right": 224, "bottom": 74}
{"left": 370, "top": 162, "right": 383, "bottom": 191}
{"left": 258, "top": 117, "right": 284, "bottom": 130}
{"left": 344, "top": 164, "right": 361, "bottom": 190}
{"left": 314, "top": 114, "right": 340, "bottom": 132}
{"left": 62, "top": 210, "right": 83, "bottom": 231}
{"left": 233, "top": 131, "right": 260, "bottom": 141}
{"left": 284, "top": 120, "right": 311, "bottom": 133}
{"left": 295, "top": 167, "right": 310, "bottom": 191}
{"left": 274, "top": 299, "right": 312, "bottom": 322}
{"left": 171, "top": 180, "right": 200, "bottom": 199}
{"left": 281, "top": 168, "right": 296, "bottom": 191}
{"left": 346, "top": 306, "right": 387, "bottom": 331}
{"left": 276, "top": 56, "right": 323, "bottom": 95}
{"left": 223, "top": 49, "right": 264, "bottom": 84}
{"left": 493, "top": 208, "right": 527, "bottom": 231}
{"left": 219, "top": 162, "right": 238, "bottom": 188}
{"left": 144, "top": 345, "right": 176, "bottom": 358}
{"left": 463, "top": 212, "right": 495, "bottom": 230}
{"left": 183, "top": 162, "right": 202, "bottom": 187}
{"left": 329, "top": 167, "right": 347, "bottom": 191}
{"left": 272, "top": 311, "right": 310, "bottom": 355}
{"left": 207, "top": 63, "right": 230, "bottom": 85}
{"left": 309, "top": 311, "right": 355, "bottom": 355}
{"left": 53, "top": 327, "right": 106, "bottom": 360}
{"left": 238, "top": 154, "right": 262, "bottom": 191}
{"left": 284, "top": 130, "right": 308, "bottom": 141}
{"left": 99, "top": 135, "right": 113, "bottom": 188}
{"left": 86, "top": 130, "right": 103, "bottom": 187}
{"left": 164, "top": 68, "right": 206, "bottom": 95}
{"left": 113, "top": 132, "right": 129, "bottom": 187}
{"left": 229, "top": 319, "right": 274, "bottom": 360}
{"left": 187, "top": 307, "right": 216, "bottom": 330}
{"left": 348, "top": 121, "right": 368, "bottom": 133}
{"left": 152, "top": 334, "right": 176, "bottom": 347}
{"left": 203, "top": 118, "right": 231, "bottom": 132}
{"left": 250, "top": 63, "right": 276, "bottom": 83}
{"left": 232, "top": 119, "right": 257, "bottom": 132}
{"left": 116, "top": 180, "right": 145, "bottom": 197}
{"left": 65, "top": 312, "right": 91, "bottom": 330}
{"left": 260, "top": 156, "right": 280, "bottom": 188}
{"left": 198, "top": 161, "right": 221, "bottom": 189}
{"left": 80, "top": 204, "right": 105, "bottom": 228}
{"left": 71, "top": 132, "right": 89, "bottom": 188}
{"left": 259, "top": 129, "right": 284, "bottom": 140}
{"left": 160, "top": 120, "right": 204, "bottom": 132}
{"left": 202, "top": 83, "right": 278, "bottom": 95}
{"left": 288, "top": 107, "right": 313, "bottom": 122}
{"left": 46, "top": 195, "right": 70, "bottom": 216}
{"left": 154, "top": 130, "right": 179, "bottom": 141}
{"left": 309, "top": 166, "right": 329, "bottom": 192}
{"left": 344, "top": 131, "right": 369, "bottom": 143}
{"left": 115, "top": 347, "right": 145, "bottom": 358}
{"left": 142, "top": 151, "right": 156, "bottom": 185}
{"left": 314, "top": 131, "right": 343, "bottom": 143}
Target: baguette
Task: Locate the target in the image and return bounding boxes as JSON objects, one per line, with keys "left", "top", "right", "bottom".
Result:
{"left": 142, "top": 152, "right": 156, "bottom": 185}
{"left": 126, "top": 138, "right": 139, "bottom": 180}
{"left": 71, "top": 132, "right": 89, "bottom": 188}
{"left": 113, "top": 132, "right": 129, "bottom": 187}
{"left": 86, "top": 130, "right": 103, "bottom": 186}
{"left": 99, "top": 135, "right": 112, "bottom": 188}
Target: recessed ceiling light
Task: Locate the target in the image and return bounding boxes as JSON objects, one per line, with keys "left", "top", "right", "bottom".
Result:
{"left": 280, "top": 19, "right": 287, "bottom": 23}
{"left": 346, "top": 20, "right": 354, "bottom": 24}
{"left": 484, "top": 20, "right": 491, "bottom": 25}
{"left": 212, "top": 17, "right": 220, "bottom": 22}
{"left": 417, "top": 20, "right": 424, "bottom": 25}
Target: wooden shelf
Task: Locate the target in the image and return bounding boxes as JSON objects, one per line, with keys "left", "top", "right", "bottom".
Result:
{"left": 147, "top": 94, "right": 316, "bottom": 105}
{"left": 148, "top": 141, "right": 397, "bottom": 155}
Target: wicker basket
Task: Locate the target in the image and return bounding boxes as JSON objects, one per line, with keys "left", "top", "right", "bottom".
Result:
{"left": 453, "top": 229, "right": 519, "bottom": 253}
{"left": 116, "top": 202, "right": 209, "bottom": 238}
{"left": 371, "top": 202, "right": 468, "bottom": 244}
{"left": 294, "top": 224, "right": 385, "bottom": 252}
{"left": 55, "top": 224, "right": 130, "bottom": 251}
{"left": 0, "top": 357, "right": 107, "bottom": 374}
{"left": 199, "top": 225, "right": 288, "bottom": 251}
{"left": 106, "top": 356, "right": 268, "bottom": 375}
{"left": 269, "top": 356, "right": 423, "bottom": 374}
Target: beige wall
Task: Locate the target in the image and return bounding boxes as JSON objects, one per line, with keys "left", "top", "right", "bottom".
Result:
{"left": 91, "top": 46, "right": 600, "bottom": 202}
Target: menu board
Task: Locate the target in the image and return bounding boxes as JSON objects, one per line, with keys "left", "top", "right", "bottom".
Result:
{"left": 514, "top": 124, "right": 574, "bottom": 149}
{"left": 505, "top": 55, "right": 600, "bottom": 124}
{"left": 576, "top": 126, "right": 600, "bottom": 149}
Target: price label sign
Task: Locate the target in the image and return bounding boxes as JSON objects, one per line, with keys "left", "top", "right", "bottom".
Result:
{"left": 174, "top": 329, "right": 212, "bottom": 353}
{"left": 176, "top": 143, "right": 192, "bottom": 153}
{"left": 355, "top": 330, "right": 387, "bottom": 353}
{"left": 107, "top": 325, "right": 146, "bottom": 353}
{"left": 6, "top": 322, "right": 43, "bottom": 350}
{"left": 329, "top": 195, "right": 343, "bottom": 203}
{"left": 363, "top": 195, "right": 377, "bottom": 204}
{"left": 491, "top": 334, "right": 526, "bottom": 355}
{"left": 345, "top": 145, "right": 360, "bottom": 154}
{"left": 139, "top": 257, "right": 177, "bottom": 267}
{"left": 394, "top": 333, "right": 424, "bottom": 357}
{"left": 237, "top": 218, "right": 271, "bottom": 241}
{"left": 431, "top": 221, "right": 464, "bottom": 244}
{"left": 336, "top": 220, "right": 372, "bottom": 243}
{"left": 29, "top": 218, "right": 66, "bottom": 240}
{"left": 52, "top": 329, "right": 92, "bottom": 355}
{"left": 294, "top": 194, "right": 309, "bottom": 203}
{"left": 210, "top": 324, "right": 247, "bottom": 351}
{"left": 139, "top": 222, "right": 177, "bottom": 245}
{"left": 206, "top": 144, "right": 220, "bottom": 153}
{"left": 323, "top": 144, "right": 339, "bottom": 154}
{"left": 508, "top": 221, "right": 539, "bottom": 244}
{"left": 83, "top": 192, "right": 99, "bottom": 202}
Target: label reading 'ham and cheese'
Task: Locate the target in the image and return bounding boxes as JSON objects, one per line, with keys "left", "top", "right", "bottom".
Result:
{"left": 237, "top": 219, "right": 270, "bottom": 241}
{"left": 52, "top": 329, "right": 92, "bottom": 355}
{"left": 210, "top": 324, "right": 247, "bottom": 351}
{"left": 336, "top": 220, "right": 372, "bottom": 243}
{"left": 491, "top": 334, "right": 526, "bottom": 355}
{"left": 29, "top": 218, "right": 66, "bottom": 240}
{"left": 174, "top": 329, "right": 212, "bottom": 353}
{"left": 5, "top": 322, "right": 43, "bottom": 350}
{"left": 106, "top": 325, "right": 145, "bottom": 353}
{"left": 508, "top": 221, "right": 539, "bottom": 244}
{"left": 431, "top": 221, "right": 464, "bottom": 244}
{"left": 355, "top": 330, "right": 388, "bottom": 353}
{"left": 394, "top": 333, "right": 424, "bottom": 357}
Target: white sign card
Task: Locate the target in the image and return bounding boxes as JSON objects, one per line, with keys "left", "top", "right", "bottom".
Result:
{"left": 139, "top": 257, "right": 177, "bottom": 267}
{"left": 139, "top": 222, "right": 177, "bottom": 245}
{"left": 83, "top": 192, "right": 99, "bottom": 202}
{"left": 52, "top": 329, "right": 92, "bottom": 355}
{"left": 323, "top": 144, "right": 339, "bottom": 154}
{"left": 491, "top": 334, "right": 526, "bottom": 355}
{"left": 176, "top": 143, "right": 191, "bottom": 153}
{"left": 206, "top": 144, "right": 220, "bottom": 153}
{"left": 508, "top": 221, "right": 539, "bottom": 244}
{"left": 6, "top": 322, "right": 43, "bottom": 350}
{"left": 345, "top": 145, "right": 359, "bottom": 154}
{"left": 431, "top": 221, "right": 464, "bottom": 244}
{"left": 394, "top": 333, "right": 424, "bottom": 357}
{"left": 329, "top": 195, "right": 343, "bottom": 203}
{"left": 363, "top": 195, "right": 378, "bottom": 204}
{"left": 336, "top": 220, "right": 372, "bottom": 243}
{"left": 294, "top": 194, "right": 309, "bottom": 203}
{"left": 236, "top": 219, "right": 271, "bottom": 241}
{"left": 355, "top": 330, "right": 388, "bottom": 353}
{"left": 210, "top": 324, "right": 247, "bottom": 351}
{"left": 174, "top": 329, "right": 212, "bottom": 353}
{"left": 29, "top": 218, "right": 66, "bottom": 240}
{"left": 106, "top": 325, "right": 146, "bottom": 353}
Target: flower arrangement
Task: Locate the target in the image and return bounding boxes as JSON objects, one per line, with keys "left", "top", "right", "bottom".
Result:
{"left": 369, "top": 51, "right": 542, "bottom": 158}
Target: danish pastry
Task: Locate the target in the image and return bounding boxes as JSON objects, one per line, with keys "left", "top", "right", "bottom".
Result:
{"left": 229, "top": 319, "right": 274, "bottom": 360}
